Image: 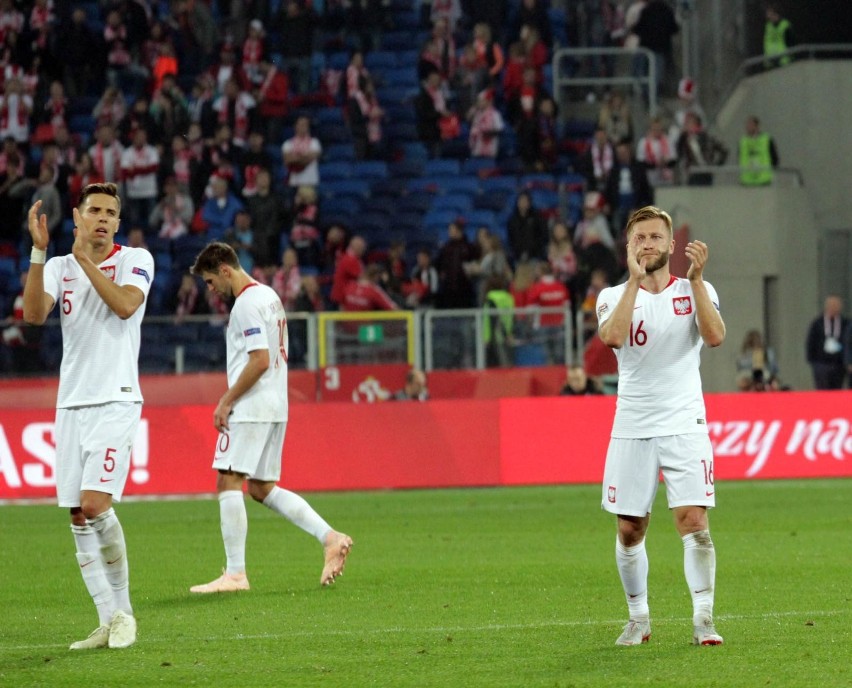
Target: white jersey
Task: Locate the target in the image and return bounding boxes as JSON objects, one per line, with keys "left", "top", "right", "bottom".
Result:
{"left": 43, "top": 245, "right": 154, "bottom": 409}
{"left": 596, "top": 276, "right": 720, "bottom": 438}
{"left": 226, "top": 282, "right": 289, "bottom": 422}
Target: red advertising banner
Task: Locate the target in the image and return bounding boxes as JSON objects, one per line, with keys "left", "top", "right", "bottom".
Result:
{"left": 1, "top": 391, "right": 850, "bottom": 501}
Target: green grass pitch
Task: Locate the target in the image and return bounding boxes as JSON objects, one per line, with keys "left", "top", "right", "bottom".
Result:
{"left": 1, "top": 479, "right": 850, "bottom": 687}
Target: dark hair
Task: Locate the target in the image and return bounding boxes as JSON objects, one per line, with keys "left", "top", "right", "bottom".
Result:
{"left": 79, "top": 182, "right": 121, "bottom": 214}
{"left": 191, "top": 241, "right": 240, "bottom": 275}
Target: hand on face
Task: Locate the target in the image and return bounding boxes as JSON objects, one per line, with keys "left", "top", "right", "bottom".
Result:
{"left": 626, "top": 243, "right": 648, "bottom": 281}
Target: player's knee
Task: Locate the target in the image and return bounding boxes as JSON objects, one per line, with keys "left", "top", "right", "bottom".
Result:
{"left": 676, "top": 507, "right": 708, "bottom": 534}
{"left": 69, "top": 507, "right": 87, "bottom": 527}
{"left": 247, "top": 481, "right": 272, "bottom": 502}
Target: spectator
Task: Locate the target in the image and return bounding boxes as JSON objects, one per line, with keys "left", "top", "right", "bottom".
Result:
{"left": 212, "top": 77, "right": 257, "bottom": 150}
{"left": 34, "top": 80, "right": 68, "bottom": 144}
{"left": 207, "top": 42, "right": 248, "bottom": 96}
{"left": 483, "top": 274, "right": 515, "bottom": 368}
{"left": 431, "top": 0, "right": 463, "bottom": 33}
{"left": 393, "top": 369, "right": 429, "bottom": 401}
{"left": 89, "top": 124, "right": 125, "bottom": 184}
{"left": 631, "top": 0, "right": 679, "bottom": 99}
{"left": 149, "top": 176, "right": 194, "bottom": 240}
{"left": 501, "top": 41, "right": 526, "bottom": 105}
{"left": 342, "top": 263, "right": 399, "bottom": 312}
{"left": 527, "top": 260, "right": 570, "bottom": 364}
{"left": 271, "top": 247, "right": 302, "bottom": 312}
{"left": 239, "top": 131, "right": 273, "bottom": 198}
{"left": 414, "top": 69, "right": 450, "bottom": 159}
{"left": 125, "top": 227, "right": 148, "bottom": 250}
{"left": 519, "top": 23, "right": 548, "bottom": 86}
{"left": 320, "top": 223, "right": 349, "bottom": 279}
{"left": 160, "top": 133, "right": 199, "bottom": 201}
{"left": 598, "top": 89, "right": 634, "bottom": 145}
{"left": 574, "top": 191, "right": 616, "bottom": 251}
{"left": 736, "top": 329, "right": 780, "bottom": 391}
{"left": 282, "top": 115, "right": 322, "bottom": 198}
{"left": 533, "top": 95, "right": 559, "bottom": 173}
{"left": 67, "top": 152, "right": 103, "bottom": 212}
{"left": 764, "top": 3, "right": 795, "bottom": 68}
{"left": 580, "top": 267, "right": 611, "bottom": 342}
{"left": 547, "top": 220, "right": 580, "bottom": 302}
{"left": 435, "top": 221, "right": 476, "bottom": 309}
{"left": 577, "top": 126, "right": 616, "bottom": 193}
{"left": 277, "top": 0, "right": 317, "bottom": 95}
{"left": 604, "top": 137, "right": 654, "bottom": 237}
{"left": 407, "top": 248, "right": 440, "bottom": 308}
{"left": 667, "top": 77, "right": 706, "bottom": 146}
{"left": 467, "top": 89, "right": 504, "bottom": 159}
{"left": 57, "top": 7, "right": 99, "bottom": 99}
{"left": 805, "top": 295, "right": 848, "bottom": 390}
{"left": 348, "top": 77, "right": 385, "bottom": 161}
{"left": 120, "top": 127, "right": 160, "bottom": 232}
{"left": 241, "top": 19, "right": 267, "bottom": 87}
{"left": 419, "top": 17, "right": 456, "bottom": 86}
{"left": 739, "top": 115, "right": 780, "bottom": 187}
{"left": 118, "top": 95, "right": 158, "bottom": 147}
{"left": 93, "top": 86, "right": 128, "bottom": 130}
{"left": 379, "top": 241, "right": 408, "bottom": 306}
{"left": 510, "top": 0, "right": 552, "bottom": 49}
{"left": 506, "top": 66, "right": 544, "bottom": 138}
{"left": 674, "top": 112, "right": 728, "bottom": 185}
{"left": 201, "top": 174, "right": 245, "bottom": 240}
{"left": 507, "top": 191, "right": 548, "bottom": 263}
{"left": 245, "top": 167, "right": 288, "bottom": 271}
{"left": 226, "top": 210, "right": 256, "bottom": 273}
{"left": 1, "top": 269, "right": 42, "bottom": 374}
{"left": 330, "top": 235, "right": 366, "bottom": 308}
{"left": 23, "top": 164, "right": 62, "bottom": 244}
{"left": 560, "top": 364, "right": 602, "bottom": 395}
{"left": 253, "top": 59, "right": 290, "bottom": 147}
{"left": 469, "top": 231, "right": 513, "bottom": 305}
{"left": 103, "top": 7, "right": 146, "bottom": 96}
{"left": 172, "top": 272, "right": 205, "bottom": 324}
{"left": 470, "top": 22, "right": 505, "bottom": 91}
{"left": 149, "top": 79, "right": 190, "bottom": 147}
{"left": 289, "top": 185, "right": 321, "bottom": 269}
{"left": 0, "top": 76, "right": 32, "bottom": 149}
{"left": 344, "top": 49, "right": 370, "bottom": 101}
{"left": 636, "top": 116, "right": 676, "bottom": 186}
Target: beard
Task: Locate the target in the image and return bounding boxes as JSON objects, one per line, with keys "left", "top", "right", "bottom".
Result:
{"left": 643, "top": 250, "right": 670, "bottom": 273}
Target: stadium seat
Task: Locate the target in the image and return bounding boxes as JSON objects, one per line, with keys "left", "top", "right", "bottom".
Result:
{"left": 407, "top": 176, "right": 448, "bottom": 195}
{"left": 386, "top": 121, "right": 420, "bottom": 143}
{"left": 559, "top": 173, "right": 587, "bottom": 192}
{"left": 520, "top": 173, "right": 557, "bottom": 190}
{"left": 370, "top": 177, "right": 408, "bottom": 199}
{"left": 376, "top": 86, "right": 418, "bottom": 105}
{"left": 423, "top": 159, "right": 460, "bottom": 177}
{"left": 361, "top": 196, "right": 395, "bottom": 216}
{"left": 319, "top": 161, "right": 354, "bottom": 181}
{"left": 351, "top": 160, "right": 389, "bottom": 180}
{"left": 316, "top": 107, "right": 346, "bottom": 126}
{"left": 326, "top": 51, "right": 350, "bottom": 71}
{"left": 474, "top": 190, "right": 511, "bottom": 213}
{"left": 462, "top": 157, "right": 499, "bottom": 177}
{"left": 322, "top": 178, "right": 371, "bottom": 200}
{"left": 364, "top": 51, "right": 398, "bottom": 71}
{"left": 396, "top": 193, "right": 432, "bottom": 215}
{"left": 389, "top": 159, "right": 424, "bottom": 179}
{"left": 324, "top": 143, "right": 356, "bottom": 162}
{"left": 513, "top": 343, "right": 547, "bottom": 367}
{"left": 422, "top": 209, "right": 458, "bottom": 229}
{"left": 321, "top": 195, "right": 362, "bottom": 217}
{"left": 461, "top": 209, "right": 498, "bottom": 231}
{"left": 445, "top": 176, "right": 481, "bottom": 199}
{"left": 382, "top": 30, "right": 419, "bottom": 52}
{"left": 429, "top": 193, "right": 473, "bottom": 215}
{"left": 317, "top": 122, "right": 352, "bottom": 144}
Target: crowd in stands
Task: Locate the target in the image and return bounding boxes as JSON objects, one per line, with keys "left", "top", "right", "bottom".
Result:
{"left": 0, "top": 0, "right": 739, "bottom": 373}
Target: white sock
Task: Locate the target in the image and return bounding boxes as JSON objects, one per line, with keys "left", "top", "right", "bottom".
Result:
{"left": 88, "top": 508, "right": 132, "bottom": 616}
{"left": 71, "top": 524, "right": 114, "bottom": 626}
{"left": 219, "top": 490, "right": 248, "bottom": 575}
{"left": 682, "top": 530, "right": 716, "bottom": 625}
{"left": 262, "top": 486, "right": 332, "bottom": 543}
{"left": 616, "top": 537, "right": 650, "bottom": 620}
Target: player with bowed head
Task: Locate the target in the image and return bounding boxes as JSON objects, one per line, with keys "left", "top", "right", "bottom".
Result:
{"left": 596, "top": 206, "right": 726, "bottom": 647}
{"left": 188, "top": 242, "right": 353, "bottom": 593}
{"left": 23, "top": 184, "right": 155, "bottom": 649}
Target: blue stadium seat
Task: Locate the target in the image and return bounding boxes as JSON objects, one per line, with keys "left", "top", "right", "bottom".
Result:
{"left": 316, "top": 107, "right": 346, "bottom": 126}
{"left": 324, "top": 143, "right": 356, "bottom": 162}
{"left": 364, "top": 50, "right": 398, "bottom": 71}
{"left": 429, "top": 193, "right": 473, "bottom": 215}
{"left": 474, "top": 190, "right": 511, "bottom": 212}
{"left": 382, "top": 31, "right": 419, "bottom": 52}
{"left": 376, "top": 85, "right": 418, "bottom": 105}
{"left": 520, "top": 173, "right": 557, "bottom": 190}
{"left": 322, "top": 178, "right": 371, "bottom": 200}
{"left": 317, "top": 122, "right": 352, "bottom": 145}
{"left": 559, "top": 173, "right": 587, "bottom": 192}
{"left": 319, "top": 161, "right": 354, "bottom": 181}
{"left": 514, "top": 343, "right": 548, "bottom": 367}
{"left": 530, "top": 188, "right": 560, "bottom": 211}
{"left": 386, "top": 121, "right": 419, "bottom": 143}
{"left": 389, "top": 159, "right": 424, "bottom": 179}
{"left": 321, "top": 195, "right": 362, "bottom": 216}
{"left": 407, "top": 176, "right": 448, "bottom": 195}
{"left": 327, "top": 51, "right": 350, "bottom": 71}
{"left": 445, "top": 177, "right": 481, "bottom": 198}
{"left": 351, "top": 160, "right": 389, "bottom": 180}
{"left": 396, "top": 193, "right": 432, "bottom": 215}
{"left": 481, "top": 176, "right": 520, "bottom": 197}
{"left": 361, "top": 197, "right": 395, "bottom": 216}
{"left": 422, "top": 209, "right": 458, "bottom": 229}
{"left": 549, "top": 8, "right": 570, "bottom": 47}
{"left": 370, "top": 177, "right": 408, "bottom": 198}
{"left": 352, "top": 212, "right": 391, "bottom": 236}
{"left": 423, "top": 159, "right": 460, "bottom": 177}
{"left": 400, "top": 141, "right": 429, "bottom": 162}
{"left": 462, "top": 157, "right": 499, "bottom": 177}
{"left": 461, "top": 209, "right": 498, "bottom": 232}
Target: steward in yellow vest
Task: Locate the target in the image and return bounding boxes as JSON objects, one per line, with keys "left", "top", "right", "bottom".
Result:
{"left": 764, "top": 5, "right": 795, "bottom": 67}
{"left": 739, "top": 115, "right": 779, "bottom": 186}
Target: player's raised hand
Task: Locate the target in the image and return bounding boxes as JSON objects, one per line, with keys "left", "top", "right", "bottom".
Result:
{"left": 685, "top": 240, "right": 709, "bottom": 281}
{"left": 627, "top": 243, "right": 647, "bottom": 282}
{"left": 27, "top": 200, "right": 49, "bottom": 250}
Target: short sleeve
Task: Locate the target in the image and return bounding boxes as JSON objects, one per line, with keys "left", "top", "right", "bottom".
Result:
{"left": 595, "top": 286, "right": 618, "bottom": 327}
{"left": 233, "top": 296, "right": 269, "bottom": 354}
{"left": 118, "top": 249, "right": 155, "bottom": 297}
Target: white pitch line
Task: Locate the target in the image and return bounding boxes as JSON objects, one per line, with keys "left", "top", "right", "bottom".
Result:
{"left": 2, "top": 609, "right": 843, "bottom": 652}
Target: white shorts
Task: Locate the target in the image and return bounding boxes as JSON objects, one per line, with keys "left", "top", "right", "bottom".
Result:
{"left": 55, "top": 402, "right": 142, "bottom": 508}
{"left": 213, "top": 421, "right": 287, "bottom": 482}
{"left": 601, "top": 434, "right": 716, "bottom": 517}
